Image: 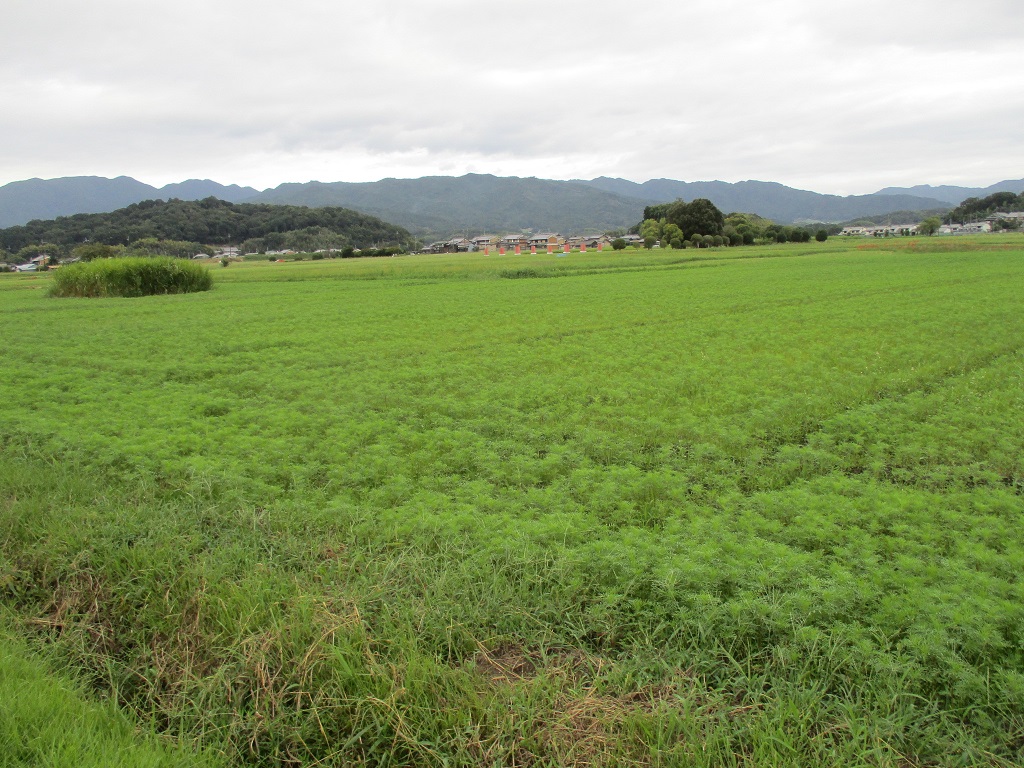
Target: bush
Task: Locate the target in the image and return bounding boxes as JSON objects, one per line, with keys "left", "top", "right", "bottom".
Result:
{"left": 48, "top": 257, "right": 212, "bottom": 298}
{"left": 816, "top": 229, "right": 828, "bottom": 242}
{"left": 611, "top": 238, "right": 627, "bottom": 251}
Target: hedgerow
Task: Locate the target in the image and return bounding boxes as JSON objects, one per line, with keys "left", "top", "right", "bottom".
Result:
{"left": 48, "top": 257, "right": 212, "bottom": 298}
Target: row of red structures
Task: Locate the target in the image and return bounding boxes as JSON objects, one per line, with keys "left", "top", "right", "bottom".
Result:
{"left": 485, "top": 241, "right": 604, "bottom": 255}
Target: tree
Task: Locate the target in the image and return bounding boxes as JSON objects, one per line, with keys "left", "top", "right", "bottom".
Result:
{"left": 72, "top": 243, "right": 122, "bottom": 261}
{"left": 639, "top": 218, "right": 662, "bottom": 242}
{"left": 666, "top": 198, "right": 725, "bottom": 240}
{"left": 643, "top": 202, "right": 675, "bottom": 222}
{"left": 815, "top": 229, "right": 828, "bottom": 242}
{"left": 643, "top": 236, "right": 656, "bottom": 249}
{"left": 690, "top": 234, "right": 704, "bottom": 248}
{"left": 918, "top": 217, "right": 942, "bottom": 236}
{"left": 662, "top": 223, "right": 683, "bottom": 246}
{"left": 611, "top": 238, "right": 627, "bottom": 250}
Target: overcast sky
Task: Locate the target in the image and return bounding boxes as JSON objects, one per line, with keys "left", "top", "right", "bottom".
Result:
{"left": 2, "top": 0, "right": 1022, "bottom": 194}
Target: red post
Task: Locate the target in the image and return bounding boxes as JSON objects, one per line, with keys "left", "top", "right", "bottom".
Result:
{"left": 530, "top": 245, "right": 536, "bottom": 255}
{"left": 580, "top": 242, "right": 587, "bottom": 253}
{"left": 499, "top": 246, "right": 506, "bottom": 255}
{"left": 515, "top": 244, "right": 521, "bottom": 255}
{"left": 547, "top": 244, "right": 553, "bottom": 254}
{"left": 563, "top": 243, "right": 570, "bottom": 253}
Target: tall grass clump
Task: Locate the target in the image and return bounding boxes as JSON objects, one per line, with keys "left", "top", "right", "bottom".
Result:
{"left": 49, "top": 257, "right": 212, "bottom": 298}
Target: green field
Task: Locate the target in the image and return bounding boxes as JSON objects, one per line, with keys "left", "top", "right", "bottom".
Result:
{"left": 1, "top": 238, "right": 1022, "bottom": 766}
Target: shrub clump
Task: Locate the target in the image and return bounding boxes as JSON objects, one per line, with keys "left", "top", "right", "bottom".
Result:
{"left": 49, "top": 257, "right": 213, "bottom": 298}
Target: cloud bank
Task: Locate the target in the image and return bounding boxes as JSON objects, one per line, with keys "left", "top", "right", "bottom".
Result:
{"left": 2, "top": 0, "right": 1022, "bottom": 193}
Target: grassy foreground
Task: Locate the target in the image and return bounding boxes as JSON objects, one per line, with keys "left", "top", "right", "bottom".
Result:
{"left": 1, "top": 237, "right": 1023, "bottom": 766}
{"left": 0, "top": 613, "right": 223, "bottom": 767}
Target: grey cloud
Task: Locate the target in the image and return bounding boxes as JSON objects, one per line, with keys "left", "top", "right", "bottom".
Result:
{"left": 0, "top": 0, "right": 1021, "bottom": 192}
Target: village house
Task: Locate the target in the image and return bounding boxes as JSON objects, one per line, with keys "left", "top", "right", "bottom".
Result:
{"left": 527, "top": 233, "right": 563, "bottom": 249}
{"left": 938, "top": 221, "right": 992, "bottom": 235}
{"left": 985, "top": 211, "right": 1024, "bottom": 228}
{"left": 499, "top": 234, "right": 528, "bottom": 249}
{"left": 424, "top": 231, "right": 620, "bottom": 255}
{"left": 840, "top": 224, "right": 919, "bottom": 237}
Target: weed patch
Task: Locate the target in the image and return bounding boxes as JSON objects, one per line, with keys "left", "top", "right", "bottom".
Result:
{"left": 49, "top": 257, "right": 212, "bottom": 297}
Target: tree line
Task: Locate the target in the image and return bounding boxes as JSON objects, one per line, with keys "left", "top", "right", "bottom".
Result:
{"left": 634, "top": 199, "right": 828, "bottom": 248}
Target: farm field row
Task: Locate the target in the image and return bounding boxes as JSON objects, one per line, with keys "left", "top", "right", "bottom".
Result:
{"left": 1, "top": 237, "right": 1022, "bottom": 766}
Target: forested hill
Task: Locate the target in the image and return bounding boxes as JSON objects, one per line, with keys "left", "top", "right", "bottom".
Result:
{"left": 0, "top": 198, "right": 417, "bottom": 252}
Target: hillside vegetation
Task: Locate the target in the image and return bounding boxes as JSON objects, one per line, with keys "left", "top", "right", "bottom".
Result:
{"left": 949, "top": 191, "right": 1024, "bottom": 223}
{"left": 1, "top": 236, "right": 1023, "bottom": 766}
{"left": 0, "top": 197, "right": 418, "bottom": 253}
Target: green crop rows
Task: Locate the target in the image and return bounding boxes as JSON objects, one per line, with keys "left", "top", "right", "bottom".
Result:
{"left": 1, "top": 238, "right": 1022, "bottom": 766}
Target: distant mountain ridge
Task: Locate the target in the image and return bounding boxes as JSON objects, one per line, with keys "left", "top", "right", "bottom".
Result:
{"left": 250, "top": 174, "right": 651, "bottom": 237}
{"left": 0, "top": 172, "right": 1001, "bottom": 236}
{"left": 571, "top": 178, "right": 952, "bottom": 224}
{"left": 0, "top": 176, "right": 259, "bottom": 228}
{"left": 873, "top": 179, "right": 1024, "bottom": 205}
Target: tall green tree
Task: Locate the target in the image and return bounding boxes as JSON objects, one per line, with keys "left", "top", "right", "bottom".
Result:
{"left": 639, "top": 219, "right": 663, "bottom": 242}
{"left": 666, "top": 199, "right": 725, "bottom": 240}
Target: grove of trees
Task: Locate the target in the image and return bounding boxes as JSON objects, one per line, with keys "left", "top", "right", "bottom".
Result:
{"left": 948, "top": 192, "right": 1024, "bottom": 228}
{"left": 635, "top": 199, "right": 822, "bottom": 248}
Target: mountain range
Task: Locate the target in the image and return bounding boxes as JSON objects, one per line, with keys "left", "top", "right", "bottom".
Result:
{"left": 569, "top": 178, "right": 953, "bottom": 225}
{"left": 2, "top": 173, "right": 1021, "bottom": 238}
{"left": 0, "top": 177, "right": 259, "bottom": 229}
{"left": 874, "top": 180, "right": 1024, "bottom": 205}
